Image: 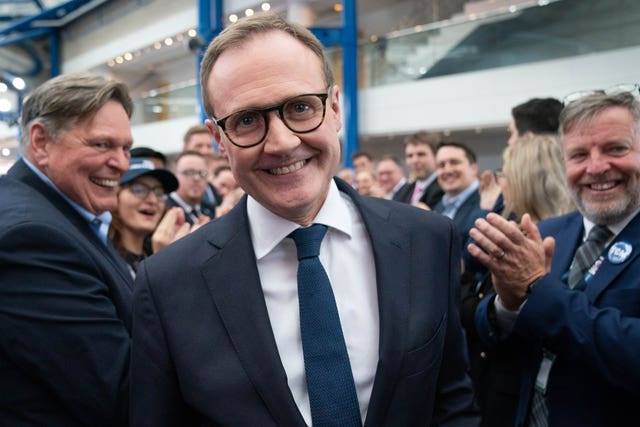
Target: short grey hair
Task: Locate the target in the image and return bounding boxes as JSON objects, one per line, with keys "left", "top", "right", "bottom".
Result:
{"left": 20, "top": 72, "right": 133, "bottom": 151}
{"left": 560, "top": 91, "right": 640, "bottom": 136}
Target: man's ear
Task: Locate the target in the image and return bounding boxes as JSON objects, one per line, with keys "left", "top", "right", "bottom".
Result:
{"left": 28, "top": 122, "right": 53, "bottom": 167}
{"left": 329, "top": 85, "right": 342, "bottom": 132}
{"left": 206, "top": 119, "right": 227, "bottom": 157}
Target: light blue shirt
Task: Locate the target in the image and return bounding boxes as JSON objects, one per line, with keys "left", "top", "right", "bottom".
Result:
{"left": 440, "top": 179, "right": 479, "bottom": 219}
{"left": 22, "top": 158, "right": 112, "bottom": 245}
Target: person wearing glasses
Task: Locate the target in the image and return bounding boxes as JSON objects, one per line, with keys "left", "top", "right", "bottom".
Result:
{"left": 166, "top": 150, "right": 216, "bottom": 225}
{"left": 468, "top": 86, "right": 640, "bottom": 426}
{"left": 108, "top": 157, "right": 180, "bottom": 277}
{"left": 0, "top": 73, "right": 133, "bottom": 425}
{"left": 130, "top": 12, "right": 478, "bottom": 427}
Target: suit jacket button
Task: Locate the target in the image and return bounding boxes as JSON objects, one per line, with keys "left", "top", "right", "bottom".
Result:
{"left": 478, "top": 292, "right": 484, "bottom": 299}
{"left": 480, "top": 351, "right": 487, "bottom": 359}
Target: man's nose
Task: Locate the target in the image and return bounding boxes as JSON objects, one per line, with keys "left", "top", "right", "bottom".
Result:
{"left": 262, "top": 112, "right": 300, "bottom": 154}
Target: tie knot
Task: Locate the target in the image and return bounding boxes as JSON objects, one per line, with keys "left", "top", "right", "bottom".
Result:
{"left": 289, "top": 224, "right": 328, "bottom": 260}
{"left": 587, "top": 224, "right": 612, "bottom": 244}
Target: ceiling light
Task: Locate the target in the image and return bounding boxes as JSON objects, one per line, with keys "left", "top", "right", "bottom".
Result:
{"left": 245, "top": 8, "right": 254, "bottom": 17}
{"left": 153, "top": 41, "right": 162, "bottom": 49}
{"left": 333, "top": 3, "right": 343, "bottom": 12}
{"left": 0, "top": 82, "right": 7, "bottom": 92}
{"left": 115, "top": 56, "right": 124, "bottom": 64}
{"left": 188, "top": 29, "right": 197, "bottom": 37}
{"left": 124, "top": 52, "right": 133, "bottom": 61}
{"left": 229, "top": 14, "right": 238, "bottom": 23}
{"left": 164, "top": 37, "right": 173, "bottom": 46}
{"left": 1, "top": 148, "right": 10, "bottom": 157}
{"left": 261, "top": 3, "right": 270, "bottom": 11}
{"left": 12, "top": 77, "right": 25, "bottom": 90}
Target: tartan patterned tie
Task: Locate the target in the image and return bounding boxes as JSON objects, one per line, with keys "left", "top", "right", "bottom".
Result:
{"left": 567, "top": 225, "right": 612, "bottom": 288}
{"left": 289, "top": 224, "right": 362, "bottom": 427}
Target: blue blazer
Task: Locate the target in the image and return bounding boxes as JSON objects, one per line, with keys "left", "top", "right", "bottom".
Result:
{"left": 131, "top": 179, "right": 479, "bottom": 426}
{"left": 435, "top": 189, "right": 487, "bottom": 247}
{"left": 0, "top": 159, "right": 133, "bottom": 426}
{"left": 476, "top": 210, "right": 640, "bottom": 426}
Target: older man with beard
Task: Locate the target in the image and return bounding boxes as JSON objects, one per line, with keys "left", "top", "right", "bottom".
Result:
{"left": 468, "top": 88, "right": 640, "bottom": 426}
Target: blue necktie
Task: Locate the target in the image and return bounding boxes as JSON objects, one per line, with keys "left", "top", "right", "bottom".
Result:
{"left": 289, "top": 224, "right": 362, "bottom": 427}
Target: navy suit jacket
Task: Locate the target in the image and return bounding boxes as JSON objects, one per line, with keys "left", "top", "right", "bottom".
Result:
{"left": 476, "top": 210, "right": 640, "bottom": 426}
{"left": 393, "top": 178, "right": 444, "bottom": 209}
{"left": 0, "top": 159, "right": 133, "bottom": 426}
{"left": 435, "top": 189, "right": 487, "bottom": 248}
{"left": 131, "top": 178, "right": 478, "bottom": 426}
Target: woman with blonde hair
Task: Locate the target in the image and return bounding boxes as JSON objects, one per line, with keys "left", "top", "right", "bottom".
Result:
{"left": 500, "top": 134, "right": 574, "bottom": 222}
{"left": 462, "top": 134, "right": 574, "bottom": 427}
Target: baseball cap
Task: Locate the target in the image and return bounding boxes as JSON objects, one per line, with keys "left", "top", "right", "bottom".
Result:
{"left": 121, "top": 158, "right": 178, "bottom": 193}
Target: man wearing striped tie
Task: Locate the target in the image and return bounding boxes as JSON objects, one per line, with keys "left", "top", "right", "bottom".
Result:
{"left": 468, "top": 86, "right": 640, "bottom": 426}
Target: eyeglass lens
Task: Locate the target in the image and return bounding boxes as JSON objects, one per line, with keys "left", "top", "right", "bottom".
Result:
{"left": 220, "top": 93, "right": 327, "bottom": 147}
{"left": 180, "top": 169, "right": 208, "bottom": 178}
{"left": 128, "top": 183, "right": 165, "bottom": 199}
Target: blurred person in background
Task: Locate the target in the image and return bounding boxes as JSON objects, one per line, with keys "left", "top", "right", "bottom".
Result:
{"left": 351, "top": 150, "right": 375, "bottom": 173}
{"left": 211, "top": 164, "right": 238, "bottom": 199}
{"left": 460, "top": 134, "right": 574, "bottom": 427}
{"left": 395, "top": 131, "right": 444, "bottom": 208}
{"left": 356, "top": 168, "right": 385, "bottom": 197}
{"left": 166, "top": 150, "right": 216, "bottom": 225}
{"left": 183, "top": 125, "right": 221, "bottom": 206}
{"left": 108, "top": 158, "right": 180, "bottom": 277}
{"left": 376, "top": 155, "right": 406, "bottom": 199}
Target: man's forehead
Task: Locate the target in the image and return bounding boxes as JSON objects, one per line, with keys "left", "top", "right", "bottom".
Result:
{"left": 208, "top": 31, "right": 324, "bottom": 115}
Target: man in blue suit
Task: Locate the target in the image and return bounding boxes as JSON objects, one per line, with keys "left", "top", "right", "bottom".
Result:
{"left": 131, "top": 12, "right": 478, "bottom": 427}
{"left": 434, "top": 142, "right": 487, "bottom": 248}
{"left": 0, "top": 74, "right": 134, "bottom": 425}
{"left": 468, "top": 88, "right": 640, "bottom": 426}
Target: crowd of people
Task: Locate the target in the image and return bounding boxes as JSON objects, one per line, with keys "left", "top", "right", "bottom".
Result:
{"left": 1, "top": 11, "right": 639, "bottom": 427}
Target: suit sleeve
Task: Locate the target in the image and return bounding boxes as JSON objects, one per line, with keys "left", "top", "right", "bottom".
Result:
{"left": 130, "top": 260, "right": 195, "bottom": 426}
{"left": 515, "top": 276, "right": 640, "bottom": 393}
{"left": 0, "top": 222, "right": 130, "bottom": 426}
{"left": 432, "top": 222, "right": 480, "bottom": 427}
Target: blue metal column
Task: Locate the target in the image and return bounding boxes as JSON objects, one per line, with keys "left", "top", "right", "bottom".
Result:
{"left": 49, "top": 30, "right": 60, "bottom": 76}
{"left": 197, "top": 0, "right": 223, "bottom": 123}
{"left": 341, "top": 0, "right": 358, "bottom": 167}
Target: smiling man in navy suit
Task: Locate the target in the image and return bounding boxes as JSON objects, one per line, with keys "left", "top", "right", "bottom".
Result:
{"left": 0, "top": 73, "right": 134, "bottom": 426}
{"left": 468, "top": 88, "right": 640, "bottom": 426}
{"left": 131, "top": 12, "right": 477, "bottom": 427}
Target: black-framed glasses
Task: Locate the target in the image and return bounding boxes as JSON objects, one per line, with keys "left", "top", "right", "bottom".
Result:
{"left": 180, "top": 169, "right": 208, "bottom": 179}
{"left": 212, "top": 90, "right": 330, "bottom": 148}
{"left": 563, "top": 83, "right": 640, "bottom": 106}
{"left": 126, "top": 183, "right": 165, "bottom": 200}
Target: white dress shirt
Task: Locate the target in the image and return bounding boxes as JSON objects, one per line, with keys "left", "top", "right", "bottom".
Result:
{"left": 247, "top": 181, "right": 380, "bottom": 425}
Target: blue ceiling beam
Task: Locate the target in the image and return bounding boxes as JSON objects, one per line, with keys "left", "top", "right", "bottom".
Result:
{"left": 0, "top": 0, "right": 102, "bottom": 36}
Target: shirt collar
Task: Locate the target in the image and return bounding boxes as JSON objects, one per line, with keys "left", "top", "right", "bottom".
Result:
{"left": 582, "top": 205, "right": 640, "bottom": 240}
{"left": 441, "top": 179, "right": 479, "bottom": 208}
{"left": 21, "top": 157, "right": 112, "bottom": 229}
{"left": 415, "top": 171, "right": 438, "bottom": 189}
{"left": 248, "top": 179, "right": 352, "bottom": 260}
{"left": 170, "top": 192, "right": 200, "bottom": 212}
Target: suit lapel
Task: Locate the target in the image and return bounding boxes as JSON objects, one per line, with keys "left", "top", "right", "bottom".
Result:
{"left": 200, "top": 201, "right": 306, "bottom": 426}
{"left": 10, "top": 160, "right": 133, "bottom": 289}
{"left": 585, "top": 212, "right": 640, "bottom": 301}
{"left": 336, "top": 180, "right": 410, "bottom": 426}
{"left": 544, "top": 213, "right": 584, "bottom": 283}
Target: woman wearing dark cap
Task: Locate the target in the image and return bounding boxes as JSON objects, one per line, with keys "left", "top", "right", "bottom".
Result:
{"left": 108, "top": 157, "right": 181, "bottom": 277}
